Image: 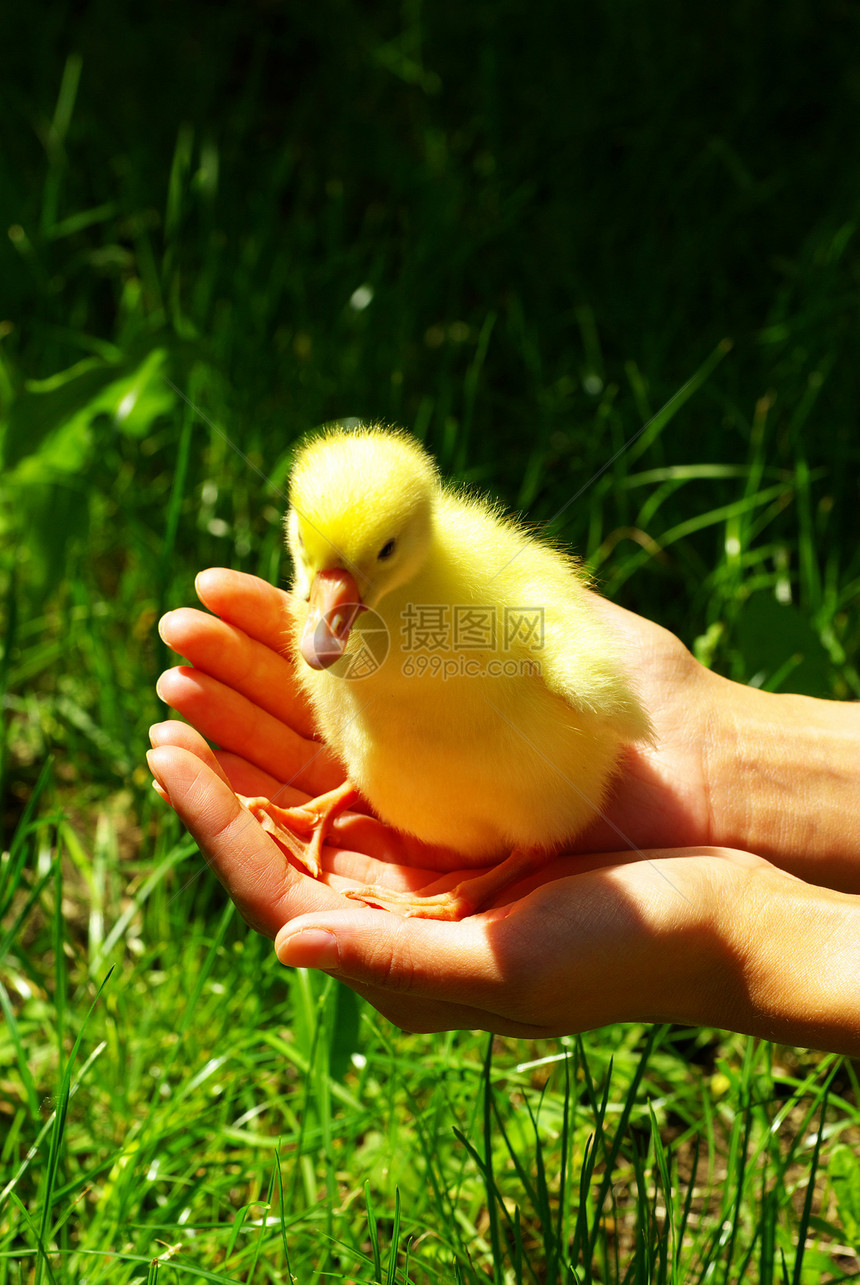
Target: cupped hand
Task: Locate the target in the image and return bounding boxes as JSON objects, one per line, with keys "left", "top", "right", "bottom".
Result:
{"left": 147, "top": 566, "right": 763, "bottom": 1035}
{"left": 147, "top": 708, "right": 763, "bottom": 1038}
{"left": 149, "top": 568, "right": 860, "bottom": 1048}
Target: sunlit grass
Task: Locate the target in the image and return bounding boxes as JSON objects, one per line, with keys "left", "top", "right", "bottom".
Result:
{"left": 2, "top": 3, "right": 860, "bottom": 1281}
{"left": 3, "top": 829, "right": 859, "bottom": 1284}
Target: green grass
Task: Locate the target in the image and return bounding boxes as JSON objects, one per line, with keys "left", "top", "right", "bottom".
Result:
{"left": 2, "top": 1, "right": 860, "bottom": 1280}
{"left": 4, "top": 829, "right": 860, "bottom": 1283}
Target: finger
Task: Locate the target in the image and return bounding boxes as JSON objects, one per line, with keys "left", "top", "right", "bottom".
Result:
{"left": 147, "top": 733, "right": 405, "bottom": 888}
{"left": 212, "top": 749, "right": 313, "bottom": 805}
{"left": 273, "top": 897, "right": 580, "bottom": 1034}
{"left": 149, "top": 719, "right": 233, "bottom": 788}
{"left": 194, "top": 567, "right": 293, "bottom": 653}
{"left": 156, "top": 665, "right": 342, "bottom": 796}
{"left": 146, "top": 744, "right": 346, "bottom": 934}
{"left": 147, "top": 731, "right": 320, "bottom": 814}
{"left": 159, "top": 604, "right": 318, "bottom": 740}
{"left": 147, "top": 723, "right": 442, "bottom": 888}
{"left": 273, "top": 896, "right": 615, "bottom": 1039}
{"left": 273, "top": 904, "right": 527, "bottom": 1015}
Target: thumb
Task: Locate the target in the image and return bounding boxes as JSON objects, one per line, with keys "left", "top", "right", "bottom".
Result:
{"left": 276, "top": 905, "right": 570, "bottom": 1037}
{"left": 274, "top": 906, "right": 510, "bottom": 1001}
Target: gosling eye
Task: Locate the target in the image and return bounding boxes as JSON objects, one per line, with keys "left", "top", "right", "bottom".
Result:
{"left": 377, "top": 539, "right": 396, "bottom": 561}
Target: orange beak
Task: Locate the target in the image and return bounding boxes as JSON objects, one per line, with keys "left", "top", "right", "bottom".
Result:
{"left": 299, "top": 568, "right": 364, "bottom": 670}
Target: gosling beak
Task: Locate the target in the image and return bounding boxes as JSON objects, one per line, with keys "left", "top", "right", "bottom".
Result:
{"left": 300, "top": 568, "right": 364, "bottom": 670}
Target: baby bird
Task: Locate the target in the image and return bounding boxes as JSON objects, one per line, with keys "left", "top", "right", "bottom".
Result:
{"left": 243, "top": 426, "right": 652, "bottom": 919}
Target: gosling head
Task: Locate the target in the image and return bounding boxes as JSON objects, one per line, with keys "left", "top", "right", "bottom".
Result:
{"left": 286, "top": 427, "right": 438, "bottom": 669}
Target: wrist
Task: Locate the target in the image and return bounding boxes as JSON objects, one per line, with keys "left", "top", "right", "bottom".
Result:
{"left": 708, "top": 678, "right": 860, "bottom": 890}
{"left": 716, "top": 860, "right": 860, "bottom": 1055}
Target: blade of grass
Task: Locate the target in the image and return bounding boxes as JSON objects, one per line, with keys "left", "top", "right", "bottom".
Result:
{"left": 366, "top": 1179, "right": 383, "bottom": 1281}
{"left": 35, "top": 970, "right": 113, "bottom": 1284}
{"left": 41, "top": 53, "right": 83, "bottom": 235}
{"left": 385, "top": 1186, "right": 402, "bottom": 1285}
{"left": 791, "top": 1084, "right": 830, "bottom": 1285}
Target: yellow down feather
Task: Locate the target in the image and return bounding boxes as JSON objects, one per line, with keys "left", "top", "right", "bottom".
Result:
{"left": 286, "top": 425, "right": 653, "bottom": 864}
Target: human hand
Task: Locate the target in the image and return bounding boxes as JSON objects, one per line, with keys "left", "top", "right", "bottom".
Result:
{"left": 144, "top": 693, "right": 748, "bottom": 1039}
{"left": 149, "top": 566, "right": 726, "bottom": 1017}
{"left": 146, "top": 719, "right": 860, "bottom": 1052}
{"left": 150, "top": 569, "right": 860, "bottom": 1050}
{"left": 584, "top": 596, "right": 860, "bottom": 892}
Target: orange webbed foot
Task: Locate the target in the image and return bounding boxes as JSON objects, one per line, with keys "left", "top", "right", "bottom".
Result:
{"left": 239, "top": 781, "right": 359, "bottom": 877}
{"left": 343, "top": 882, "right": 480, "bottom": 921}
{"left": 344, "top": 845, "right": 552, "bottom": 920}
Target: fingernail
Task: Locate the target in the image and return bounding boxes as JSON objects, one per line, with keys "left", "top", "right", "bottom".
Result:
{"left": 151, "top": 779, "right": 170, "bottom": 804}
{"left": 277, "top": 928, "right": 340, "bottom": 971}
{"left": 195, "top": 569, "right": 216, "bottom": 601}
{"left": 148, "top": 722, "right": 168, "bottom": 747}
{"left": 157, "top": 611, "right": 174, "bottom": 644}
